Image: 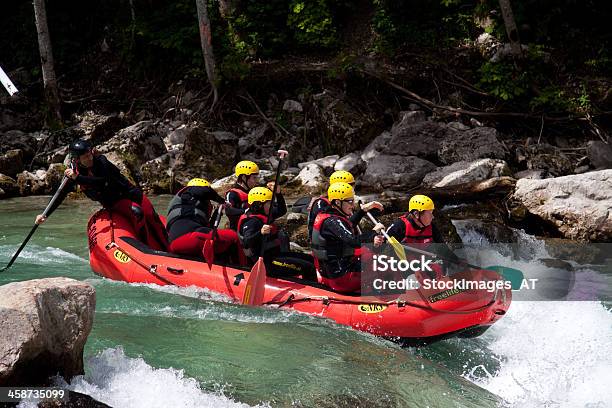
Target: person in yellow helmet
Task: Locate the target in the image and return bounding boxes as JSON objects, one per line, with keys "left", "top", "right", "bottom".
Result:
{"left": 225, "top": 160, "right": 261, "bottom": 230}
{"left": 167, "top": 178, "right": 240, "bottom": 263}
{"left": 311, "top": 182, "right": 386, "bottom": 293}
{"left": 307, "top": 170, "right": 359, "bottom": 240}
{"left": 237, "top": 186, "right": 316, "bottom": 279}
{"left": 373, "top": 194, "right": 462, "bottom": 277}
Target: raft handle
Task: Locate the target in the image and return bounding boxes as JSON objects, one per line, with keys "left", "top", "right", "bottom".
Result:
{"left": 167, "top": 267, "right": 184, "bottom": 275}
{"left": 494, "top": 309, "right": 506, "bottom": 315}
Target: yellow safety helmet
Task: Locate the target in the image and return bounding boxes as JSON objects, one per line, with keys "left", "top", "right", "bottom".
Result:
{"left": 409, "top": 194, "right": 434, "bottom": 212}
{"left": 187, "top": 178, "right": 210, "bottom": 187}
{"left": 329, "top": 170, "right": 355, "bottom": 185}
{"left": 328, "top": 182, "right": 354, "bottom": 201}
{"left": 235, "top": 160, "right": 260, "bottom": 177}
{"left": 248, "top": 186, "right": 273, "bottom": 204}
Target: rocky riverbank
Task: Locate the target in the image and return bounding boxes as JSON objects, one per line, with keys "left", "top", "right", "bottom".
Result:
{"left": 2, "top": 90, "right": 611, "bottom": 243}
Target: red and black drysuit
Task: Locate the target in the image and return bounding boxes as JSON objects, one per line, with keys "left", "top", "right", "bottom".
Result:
{"left": 238, "top": 194, "right": 316, "bottom": 280}
{"left": 47, "top": 154, "right": 168, "bottom": 250}
{"left": 166, "top": 185, "right": 242, "bottom": 264}
{"left": 311, "top": 207, "right": 376, "bottom": 294}
{"left": 307, "top": 195, "right": 330, "bottom": 241}
{"left": 224, "top": 185, "right": 250, "bottom": 231}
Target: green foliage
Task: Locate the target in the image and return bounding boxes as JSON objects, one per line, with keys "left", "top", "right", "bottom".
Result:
{"left": 288, "top": 0, "right": 337, "bottom": 48}
{"left": 478, "top": 60, "right": 530, "bottom": 101}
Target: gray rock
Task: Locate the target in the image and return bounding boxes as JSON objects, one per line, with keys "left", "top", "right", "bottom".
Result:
{"left": 334, "top": 152, "right": 366, "bottom": 175}
{"left": 574, "top": 165, "right": 590, "bottom": 174}
{"left": 295, "top": 163, "right": 326, "bottom": 191}
{"left": 0, "top": 278, "right": 95, "bottom": 386}
{"left": 362, "top": 155, "right": 436, "bottom": 190}
{"left": 282, "top": 99, "right": 303, "bottom": 113}
{"left": 384, "top": 121, "right": 453, "bottom": 161}
{"left": 515, "top": 169, "right": 546, "bottom": 180}
{"left": 438, "top": 127, "right": 507, "bottom": 164}
{"left": 391, "top": 111, "right": 427, "bottom": 129}
{"left": 0, "top": 130, "right": 38, "bottom": 161}
{"left": 287, "top": 212, "right": 306, "bottom": 224}
{"left": 97, "top": 121, "right": 167, "bottom": 178}
{"left": 423, "top": 159, "right": 511, "bottom": 188}
{"left": 298, "top": 155, "right": 339, "bottom": 173}
{"left": 0, "top": 173, "right": 18, "bottom": 198}
{"left": 447, "top": 121, "right": 470, "bottom": 131}
{"left": 361, "top": 131, "right": 392, "bottom": 162}
{"left": 0, "top": 149, "right": 24, "bottom": 178}
{"left": 525, "top": 143, "right": 573, "bottom": 177}
{"left": 512, "top": 170, "right": 612, "bottom": 241}
{"left": 75, "top": 112, "right": 124, "bottom": 146}
{"left": 587, "top": 141, "right": 612, "bottom": 169}
{"left": 164, "top": 125, "right": 188, "bottom": 146}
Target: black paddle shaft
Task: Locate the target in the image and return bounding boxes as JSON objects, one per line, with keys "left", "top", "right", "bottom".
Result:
{"left": 260, "top": 151, "right": 286, "bottom": 257}
{"left": 0, "top": 175, "right": 71, "bottom": 273}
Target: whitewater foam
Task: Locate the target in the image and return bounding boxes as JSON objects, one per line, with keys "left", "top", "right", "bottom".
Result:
{"left": 0, "top": 244, "right": 87, "bottom": 264}
{"left": 56, "top": 347, "right": 264, "bottom": 408}
{"left": 455, "top": 221, "right": 612, "bottom": 407}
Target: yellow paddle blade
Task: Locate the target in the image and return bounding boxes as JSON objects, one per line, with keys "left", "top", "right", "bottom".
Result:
{"left": 388, "top": 236, "right": 407, "bottom": 261}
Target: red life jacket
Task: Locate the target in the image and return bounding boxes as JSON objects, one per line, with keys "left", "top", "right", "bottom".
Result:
{"left": 311, "top": 212, "right": 358, "bottom": 263}
{"left": 237, "top": 213, "right": 278, "bottom": 258}
{"left": 399, "top": 215, "right": 433, "bottom": 244}
{"left": 227, "top": 187, "right": 249, "bottom": 208}
{"left": 307, "top": 195, "right": 331, "bottom": 240}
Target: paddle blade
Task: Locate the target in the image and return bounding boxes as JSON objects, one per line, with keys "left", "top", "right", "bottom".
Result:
{"left": 485, "top": 265, "right": 524, "bottom": 290}
{"left": 242, "top": 257, "right": 267, "bottom": 306}
{"left": 203, "top": 239, "right": 214, "bottom": 269}
{"left": 388, "top": 236, "right": 407, "bottom": 261}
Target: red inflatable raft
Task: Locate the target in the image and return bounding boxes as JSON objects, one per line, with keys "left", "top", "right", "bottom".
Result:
{"left": 87, "top": 209, "right": 511, "bottom": 346}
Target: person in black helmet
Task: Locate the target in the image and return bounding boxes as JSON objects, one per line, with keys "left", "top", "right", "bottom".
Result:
{"left": 35, "top": 139, "right": 168, "bottom": 250}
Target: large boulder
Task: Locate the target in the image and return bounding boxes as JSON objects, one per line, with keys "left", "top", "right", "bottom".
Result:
{"left": 140, "top": 151, "right": 179, "bottom": 194}
{"left": 587, "top": 140, "right": 612, "bottom": 169}
{"left": 438, "top": 127, "right": 507, "bottom": 164}
{"left": 16, "top": 163, "right": 66, "bottom": 196}
{"left": 423, "top": 159, "right": 511, "bottom": 188}
{"left": 0, "top": 149, "right": 24, "bottom": 178}
{"left": 525, "top": 143, "right": 573, "bottom": 177}
{"left": 173, "top": 126, "right": 238, "bottom": 180}
{"left": 0, "top": 130, "right": 38, "bottom": 162}
{"left": 512, "top": 170, "right": 612, "bottom": 241}
{"left": 0, "top": 278, "right": 95, "bottom": 386}
{"left": 383, "top": 119, "right": 453, "bottom": 162}
{"left": 97, "top": 121, "right": 167, "bottom": 181}
{"left": 292, "top": 163, "right": 327, "bottom": 194}
{"left": 362, "top": 155, "right": 436, "bottom": 191}
{"left": 298, "top": 155, "right": 339, "bottom": 174}
{"left": 361, "top": 131, "right": 392, "bottom": 163}
{"left": 74, "top": 111, "right": 125, "bottom": 146}
{"left": 0, "top": 173, "right": 19, "bottom": 198}
{"left": 334, "top": 152, "right": 366, "bottom": 176}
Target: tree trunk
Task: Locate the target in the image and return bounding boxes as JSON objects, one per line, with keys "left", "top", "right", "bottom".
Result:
{"left": 33, "top": 0, "right": 62, "bottom": 124}
{"left": 498, "top": 0, "right": 523, "bottom": 57}
{"left": 195, "top": 0, "right": 218, "bottom": 108}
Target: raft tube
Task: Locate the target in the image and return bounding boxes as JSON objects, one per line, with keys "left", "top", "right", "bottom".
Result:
{"left": 87, "top": 209, "right": 511, "bottom": 346}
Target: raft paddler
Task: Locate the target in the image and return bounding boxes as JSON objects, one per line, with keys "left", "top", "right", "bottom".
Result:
{"left": 166, "top": 178, "right": 242, "bottom": 264}
{"left": 373, "top": 194, "right": 465, "bottom": 277}
{"left": 35, "top": 139, "right": 168, "bottom": 251}
{"left": 225, "top": 160, "right": 260, "bottom": 231}
{"left": 311, "top": 182, "right": 385, "bottom": 294}
{"left": 238, "top": 186, "right": 317, "bottom": 280}
{"left": 307, "top": 170, "right": 356, "bottom": 240}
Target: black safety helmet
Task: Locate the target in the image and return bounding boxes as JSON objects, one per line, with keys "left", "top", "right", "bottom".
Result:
{"left": 69, "top": 139, "right": 92, "bottom": 158}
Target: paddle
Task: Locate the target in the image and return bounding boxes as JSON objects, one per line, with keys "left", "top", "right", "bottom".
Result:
{"left": 242, "top": 149, "right": 288, "bottom": 306}
{"left": 203, "top": 204, "right": 224, "bottom": 269}
{"left": 0, "top": 173, "right": 73, "bottom": 273}
{"left": 365, "top": 212, "right": 524, "bottom": 288}
{"left": 290, "top": 195, "right": 313, "bottom": 214}
{"left": 366, "top": 212, "right": 406, "bottom": 261}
